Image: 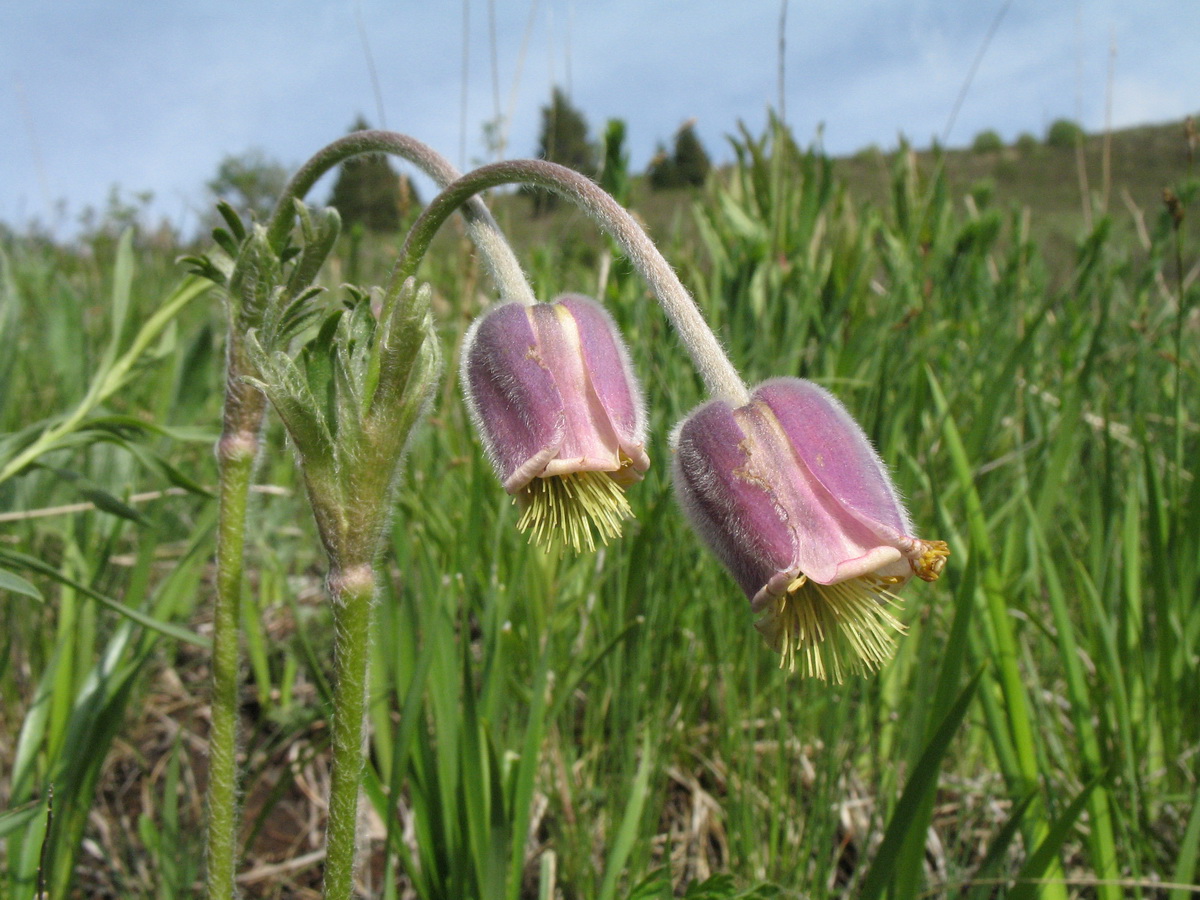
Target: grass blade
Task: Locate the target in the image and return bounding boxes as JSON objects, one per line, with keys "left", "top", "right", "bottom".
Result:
{"left": 597, "top": 730, "right": 654, "bottom": 900}
{"left": 858, "top": 670, "right": 982, "bottom": 900}
{"left": 1168, "top": 785, "right": 1200, "bottom": 900}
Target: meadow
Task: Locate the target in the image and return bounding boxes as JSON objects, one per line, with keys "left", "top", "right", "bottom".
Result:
{"left": 0, "top": 119, "right": 1197, "bottom": 899}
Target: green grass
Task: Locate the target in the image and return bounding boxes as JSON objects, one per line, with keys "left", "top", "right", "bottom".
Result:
{"left": 1, "top": 115, "right": 1197, "bottom": 898}
{"left": 492, "top": 113, "right": 1200, "bottom": 289}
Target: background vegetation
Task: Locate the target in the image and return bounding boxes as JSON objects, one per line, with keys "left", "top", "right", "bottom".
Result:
{"left": 0, "top": 113, "right": 1197, "bottom": 898}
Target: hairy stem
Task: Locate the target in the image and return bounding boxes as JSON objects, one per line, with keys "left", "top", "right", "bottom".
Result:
{"left": 205, "top": 415, "right": 262, "bottom": 899}
{"left": 389, "top": 159, "right": 750, "bottom": 405}
{"left": 204, "top": 131, "right": 510, "bottom": 896}
{"left": 263, "top": 129, "right": 535, "bottom": 305}
{"left": 322, "top": 564, "right": 376, "bottom": 900}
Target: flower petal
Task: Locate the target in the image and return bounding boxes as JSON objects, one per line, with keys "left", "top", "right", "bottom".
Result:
{"left": 673, "top": 379, "right": 917, "bottom": 606}
{"left": 462, "top": 302, "right": 565, "bottom": 492}
{"left": 756, "top": 378, "right": 912, "bottom": 542}
{"left": 463, "top": 295, "right": 650, "bottom": 509}
{"left": 737, "top": 394, "right": 905, "bottom": 591}
{"left": 672, "top": 398, "right": 795, "bottom": 600}
{"left": 557, "top": 295, "right": 649, "bottom": 480}
{"left": 526, "top": 302, "right": 624, "bottom": 478}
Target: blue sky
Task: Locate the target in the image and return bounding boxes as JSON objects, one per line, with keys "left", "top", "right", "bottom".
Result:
{"left": 2, "top": 1, "right": 1197, "bottom": 238}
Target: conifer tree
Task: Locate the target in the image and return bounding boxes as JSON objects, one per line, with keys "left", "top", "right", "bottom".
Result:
{"left": 672, "top": 121, "right": 711, "bottom": 187}
{"left": 646, "top": 144, "right": 677, "bottom": 190}
{"left": 647, "top": 120, "right": 711, "bottom": 190}
{"left": 599, "top": 118, "right": 632, "bottom": 206}
{"left": 327, "top": 117, "right": 419, "bottom": 232}
{"left": 529, "top": 88, "right": 595, "bottom": 214}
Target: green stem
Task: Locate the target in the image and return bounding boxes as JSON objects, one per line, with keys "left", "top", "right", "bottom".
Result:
{"left": 203, "top": 132, "right": 474, "bottom": 899}
{"left": 323, "top": 563, "right": 376, "bottom": 900}
{"left": 388, "top": 159, "right": 751, "bottom": 406}
{"left": 205, "top": 401, "right": 262, "bottom": 899}
{"left": 1171, "top": 215, "right": 1186, "bottom": 519}
{"left": 263, "top": 130, "right": 534, "bottom": 306}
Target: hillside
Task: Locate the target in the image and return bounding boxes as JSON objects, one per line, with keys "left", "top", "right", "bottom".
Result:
{"left": 487, "top": 114, "right": 1199, "bottom": 285}
{"left": 835, "top": 115, "right": 1198, "bottom": 269}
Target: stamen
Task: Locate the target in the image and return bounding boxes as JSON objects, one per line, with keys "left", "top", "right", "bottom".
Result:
{"left": 516, "top": 471, "right": 633, "bottom": 553}
{"left": 909, "top": 540, "right": 950, "bottom": 582}
{"left": 762, "top": 575, "right": 906, "bottom": 683}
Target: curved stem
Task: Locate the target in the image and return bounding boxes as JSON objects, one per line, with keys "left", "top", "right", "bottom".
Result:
{"left": 389, "top": 159, "right": 750, "bottom": 405}
{"left": 322, "top": 564, "right": 376, "bottom": 900}
{"left": 264, "top": 130, "right": 535, "bottom": 306}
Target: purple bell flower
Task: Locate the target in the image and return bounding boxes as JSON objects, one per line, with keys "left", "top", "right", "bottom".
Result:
{"left": 462, "top": 294, "right": 650, "bottom": 552}
{"left": 672, "top": 377, "right": 948, "bottom": 680}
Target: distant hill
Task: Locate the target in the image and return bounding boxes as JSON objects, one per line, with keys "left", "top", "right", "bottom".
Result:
{"left": 839, "top": 116, "right": 1195, "bottom": 213}
{"left": 832, "top": 115, "right": 1199, "bottom": 268}
{"left": 489, "top": 114, "right": 1198, "bottom": 281}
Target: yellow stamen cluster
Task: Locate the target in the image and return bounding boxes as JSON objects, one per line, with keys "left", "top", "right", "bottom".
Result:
{"left": 762, "top": 574, "right": 906, "bottom": 683}
{"left": 516, "top": 471, "right": 632, "bottom": 554}
{"left": 911, "top": 540, "right": 951, "bottom": 582}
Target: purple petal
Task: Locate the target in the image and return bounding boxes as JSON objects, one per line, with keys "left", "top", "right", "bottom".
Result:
{"left": 557, "top": 295, "right": 649, "bottom": 479}
{"left": 462, "top": 296, "right": 650, "bottom": 494}
{"left": 756, "top": 378, "right": 912, "bottom": 542}
{"left": 462, "top": 302, "right": 565, "bottom": 492}
{"left": 673, "top": 379, "right": 916, "bottom": 607}
{"left": 737, "top": 393, "right": 902, "bottom": 590}
{"left": 673, "top": 399, "right": 794, "bottom": 600}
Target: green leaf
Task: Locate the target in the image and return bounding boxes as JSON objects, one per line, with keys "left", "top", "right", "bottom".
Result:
{"left": 75, "top": 487, "right": 147, "bottom": 524}
{"left": 0, "top": 548, "right": 210, "bottom": 648}
{"left": 80, "top": 415, "right": 216, "bottom": 443}
{"left": 98, "top": 228, "right": 135, "bottom": 373}
{"left": 858, "top": 669, "right": 983, "bottom": 900}
{"left": 33, "top": 465, "right": 148, "bottom": 525}
{"left": 179, "top": 251, "right": 228, "bottom": 285}
{"left": 0, "top": 274, "right": 212, "bottom": 485}
{"left": 505, "top": 653, "right": 551, "bottom": 900}
{"left": 283, "top": 203, "right": 341, "bottom": 303}
{"left": 216, "top": 200, "right": 247, "bottom": 243}
{"left": 249, "top": 342, "right": 336, "bottom": 475}
{"left": 965, "top": 792, "right": 1036, "bottom": 900}
{"left": 1008, "top": 774, "right": 1104, "bottom": 900}
{"left": 109, "top": 437, "right": 214, "bottom": 498}
{"left": 1168, "top": 785, "right": 1200, "bottom": 900}
{"left": 0, "top": 567, "right": 44, "bottom": 601}
{"left": 227, "top": 226, "right": 281, "bottom": 330}
{"left": 0, "top": 798, "right": 47, "bottom": 839}
{"left": 597, "top": 731, "right": 654, "bottom": 900}
{"left": 298, "top": 308, "right": 342, "bottom": 420}
{"left": 211, "top": 227, "right": 239, "bottom": 259}
{"left": 890, "top": 539, "right": 980, "bottom": 900}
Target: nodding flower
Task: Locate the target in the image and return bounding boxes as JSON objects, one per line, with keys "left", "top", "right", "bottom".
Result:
{"left": 462, "top": 294, "right": 649, "bottom": 553}
{"left": 672, "top": 377, "right": 948, "bottom": 682}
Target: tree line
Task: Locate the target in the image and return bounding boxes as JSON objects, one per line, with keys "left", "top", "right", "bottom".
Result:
{"left": 209, "top": 90, "right": 713, "bottom": 232}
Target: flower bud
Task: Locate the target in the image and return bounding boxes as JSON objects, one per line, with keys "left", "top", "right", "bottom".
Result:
{"left": 672, "top": 377, "right": 948, "bottom": 681}
{"left": 462, "top": 295, "right": 649, "bottom": 552}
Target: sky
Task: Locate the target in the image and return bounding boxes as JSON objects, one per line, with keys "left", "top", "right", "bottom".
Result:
{"left": 2, "top": 0, "right": 1197, "bottom": 239}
